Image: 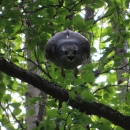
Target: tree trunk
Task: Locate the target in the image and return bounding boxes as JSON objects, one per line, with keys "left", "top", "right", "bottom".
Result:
{"left": 26, "top": 50, "right": 47, "bottom": 130}
{"left": 84, "top": 6, "right": 94, "bottom": 130}
{"left": 111, "top": 10, "right": 129, "bottom": 102}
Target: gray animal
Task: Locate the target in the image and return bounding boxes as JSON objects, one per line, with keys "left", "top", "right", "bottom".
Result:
{"left": 45, "top": 29, "right": 90, "bottom": 77}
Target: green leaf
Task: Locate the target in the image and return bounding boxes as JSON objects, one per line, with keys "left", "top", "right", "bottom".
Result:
{"left": 15, "top": 49, "right": 23, "bottom": 52}
{"left": 114, "top": 126, "right": 123, "bottom": 130}
{"left": 102, "top": 27, "right": 112, "bottom": 36}
{"left": 13, "top": 108, "right": 22, "bottom": 115}
{"left": 11, "top": 103, "right": 21, "bottom": 108}
{"left": 115, "top": 43, "right": 124, "bottom": 48}
{"left": 73, "top": 15, "right": 85, "bottom": 29}
{"left": 126, "top": 92, "right": 130, "bottom": 100}
{"left": 91, "top": 47, "right": 97, "bottom": 53}
{"left": 105, "top": 87, "right": 114, "bottom": 94}
{"left": 125, "top": 0, "right": 130, "bottom": 8}
{"left": 0, "top": 116, "right": 14, "bottom": 129}
{"left": 81, "top": 90, "right": 95, "bottom": 101}
{"left": 90, "top": 1, "right": 104, "bottom": 8}
{"left": 67, "top": 116, "right": 72, "bottom": 124}
{"left": 11, "top": 58, "right": 19, "bottom": 63}
{"left": 47, "top": 109, "right": 58, "bottom": 117}
{"left": 64, "top": 19, "right": 73, "bottom": 28}
{"left": 103, "top": 93, "right": 109, "bottom": 100}
{"left": 3, "top": 94, "right": 11, "bottom": 102}
{"left": 69, "top": 91, "right": 76, "bottom": 99}
{"left": 29, "top": 97, "right": 41, "bottom": 105}
{"left": 0, "top": 83, "right": 5, "bottom": 100}
{"left": 65, "top": 0, "right": 76, "bottom": 7}
{"left": 104, "top": 6, "right": 115, "bottom": 16}
{"left": 47, "top": 7, "right": 56, "bottom": 17}
{"left": 83, "top": 71, "right": 95, "bottom": 83}
{"left": 74, "top": 78, "right": 84, "bottom": 85}
{"left": 55, "top": 15, "right": 66, "bottom": 24}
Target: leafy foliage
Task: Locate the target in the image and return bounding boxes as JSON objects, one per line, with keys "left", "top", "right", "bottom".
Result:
{"left": 0, "top": 0, "right": 130, "bottom": 130}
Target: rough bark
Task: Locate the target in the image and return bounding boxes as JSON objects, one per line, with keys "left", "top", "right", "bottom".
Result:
{"left": 0, "top": 57, "right": 130, "bottom": 129}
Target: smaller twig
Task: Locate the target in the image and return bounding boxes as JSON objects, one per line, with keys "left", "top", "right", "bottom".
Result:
{"left": 94, "top": 63, "right": 129, "bottom": 77}
{"left": 6, "top": 100, "right": 25, "bottom": 130}
{"left": 63, "top": 109, "right": 74, "bottom": 130}
{"left": 24, "top": 4, "right": 60, "bottom": 13}
{"left": 0, "top": 103, "right": 9, "bottom": 120}
{"left": 94, "top": 12, "right": 113, "bottom": 24}
{"left": 11, "top": 49, "right": 52, "bottom": 79}
{"left": 71, "top": 0, "right": 83, "bottom": 11}
{"left": 93, "top": 84, "right": 126, "bottom": 94}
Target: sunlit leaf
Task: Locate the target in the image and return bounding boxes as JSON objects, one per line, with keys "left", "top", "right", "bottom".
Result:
{"left": 47, "top": 109, "right": 58, "bottom": 117}
{"left": 81, "top": 90, "right": 95, "bottom": 101}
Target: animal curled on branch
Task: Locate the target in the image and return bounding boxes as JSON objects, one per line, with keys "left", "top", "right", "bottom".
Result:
{"left": 45, "top": 29, "right": 90, "bottom": 77}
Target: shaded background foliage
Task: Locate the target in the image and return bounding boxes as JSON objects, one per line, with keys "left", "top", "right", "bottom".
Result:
{"left": 0, "top": 0, "right": 130, "bottom": 130}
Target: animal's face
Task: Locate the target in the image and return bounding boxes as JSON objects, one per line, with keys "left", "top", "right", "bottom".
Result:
{"left": 61, "top": 44, "right": 78, "bottom": 61}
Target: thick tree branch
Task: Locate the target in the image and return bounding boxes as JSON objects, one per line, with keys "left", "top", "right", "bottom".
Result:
{"left": 0, "top": 57, "right": 130, "bottom": 129}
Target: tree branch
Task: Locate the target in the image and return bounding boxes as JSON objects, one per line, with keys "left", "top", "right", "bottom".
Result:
{"left": 0, "top": 57, "right": 130, "bottom": 129}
